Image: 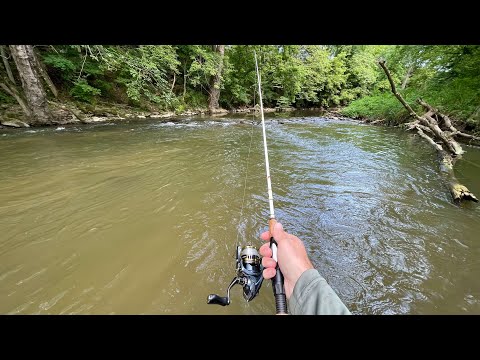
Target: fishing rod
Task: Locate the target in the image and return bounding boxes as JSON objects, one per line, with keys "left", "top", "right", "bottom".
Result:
{"left": 207, "top": 51, "right": 288, "bottom": 315}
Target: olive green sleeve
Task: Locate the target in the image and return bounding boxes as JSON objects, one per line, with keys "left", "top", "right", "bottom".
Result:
{"left": 288, "top": 269, "right": 351, "bottom": 315}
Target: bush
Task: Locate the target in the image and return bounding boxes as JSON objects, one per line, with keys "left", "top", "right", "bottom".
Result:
{"left": 175, "top": 103, "right": 186, "bottom": 114}
{"left": 343, "top": 88, "right": 425, "bottom": 122}
{"left": 342, "top": 77, "right": 480, "bottom": 132}
{"left": 0, "top": 91, "right": 15, "bottom": 104}
{"left": 70, "top": 79, "right": 101, "bottom": 103}
{"left": 420, "top": 77, "right": 480, "bottom": 127}
{"left": 276, "top": 96, "right": 292, "bottom": 108}
{"left": 184, "top": 91, "right": 208, "bottom": 109}
{"left": 43, "top": 53, "right": 76, "bottom": 75}
{"left": 341, "top": 91, "right": 412, "bottom": 124}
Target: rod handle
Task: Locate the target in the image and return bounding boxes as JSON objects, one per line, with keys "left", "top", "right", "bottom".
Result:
{"left": 268, "top": 219, "right": 288, "bottom": 315}
{"left": 270, "top": 238, "right": 288, "bottom": 314}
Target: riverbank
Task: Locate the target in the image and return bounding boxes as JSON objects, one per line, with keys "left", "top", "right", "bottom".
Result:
{"left": 0, "top": 101, "right": 351, "bottom": 129}
{"left": 0, "top": 101, "right": 205, "bottom": 128}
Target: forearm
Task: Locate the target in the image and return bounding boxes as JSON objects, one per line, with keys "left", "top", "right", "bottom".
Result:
{"left": 289, "top": 269, "right": 351, "bottom": 315}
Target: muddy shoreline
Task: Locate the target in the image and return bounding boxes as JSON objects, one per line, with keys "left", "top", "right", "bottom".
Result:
{"left": 0, "top": 103, "right": 354, "bottom": 129}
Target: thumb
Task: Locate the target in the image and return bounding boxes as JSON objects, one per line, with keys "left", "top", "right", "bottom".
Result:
{"left": 271, "top": 222, "right": 286, "bottom": 243}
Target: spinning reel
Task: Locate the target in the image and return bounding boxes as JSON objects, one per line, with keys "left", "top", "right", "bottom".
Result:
{"left": 207, "top": 245, "right": 264, "bottom": 306}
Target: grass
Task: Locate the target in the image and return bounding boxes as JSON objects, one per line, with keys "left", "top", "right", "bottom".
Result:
{"left": 342, "top": 78, "right": 480, "bottom": 133}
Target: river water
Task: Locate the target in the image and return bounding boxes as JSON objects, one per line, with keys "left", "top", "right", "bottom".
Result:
{"left": 1, "top": 113, "right": 479, "bottom": 314}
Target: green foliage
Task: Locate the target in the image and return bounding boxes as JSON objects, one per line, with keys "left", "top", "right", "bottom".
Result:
{"left": 175, "top": 103, "right": 186, "bottom": 114}
{"left": 186, "top": 45, "right": 220, "bottom": 88}
{"left": 43, "top": 53, "right": 76, "bottom": 75}
{"left": 70, "top": 79, "right": 101, "bottom": 103}
{"left": 41, "top": 46, "right": 105, "bottom": 82}
{"left": 221, "top": 45, "right": 391, "bottom": 109}
{"left": 0, "top": 91, "right": 15, "bottom": 104}
{"left": 221, "top": 45, "right": 256, "bottom": 108}
{"left": 43, "top": 53, "right": 76, "bottom": 74}
{"left": 276, "top": 96, "right": 292, "bottom": 108}
{"left": 92, "top": 79, "right": 113, "bottom": 94}
{"left": 39, "top": 46, "right": 108, "bottom": 104}
{"left": 103, "top": 45, "right": 180, "bottom": 109}
{"left": 343, "top": 45, "right": 480, "bottom": 131}
{"left": 19, "top": 44, "right": 479, "bottom": 133}
{"left": 335, "top": 45, "right": 389, "bottom": 103}
{"left": 420, "top": 76, "right": 480, "bottom": 127}
{"left": 34, "top": 45, "right": 402, "bottom": 112}
{"left": 184, "top": 91, "right": 208, "bottom": 108}
{"left": 341, "top": 91, "right": 415, "bottom": 124}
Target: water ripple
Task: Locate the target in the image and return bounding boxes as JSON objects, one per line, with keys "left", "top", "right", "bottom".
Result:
{"left": 1, "top": 116, "right": 479, "bottom": 314}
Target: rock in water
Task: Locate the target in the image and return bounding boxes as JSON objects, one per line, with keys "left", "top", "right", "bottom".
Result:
{"left": 1, "top": 119, "right": 30, "bottom": 128}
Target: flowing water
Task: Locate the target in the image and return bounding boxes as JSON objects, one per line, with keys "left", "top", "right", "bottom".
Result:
{"left": 1, "top": 112, "right": 479, "bottom": 315}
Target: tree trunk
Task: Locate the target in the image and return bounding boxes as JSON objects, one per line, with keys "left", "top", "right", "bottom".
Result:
{"left": 170, "top": 72, "right": 176, "bottom": 93}
{"left": 32, "top": 47, "right": 58, "bottom": 98}
{"left": 378, "top": 60, "right": 478, "bottom": 204}
{"left": 183, "top": 63, "right": 187, "bottom": 99}
{"left": 401, "top": 66, "right": 413, "bottom": 90}
{"left": 9, "top": 45, "right": 52, "bottom": 125}
{"left": 439, "top": 152, "right": 478, "bottom": 202}
{"left": 1, "top": 45, "right": 16, "bottom": 84}
{"left": 208, "top": 45, "right": 225, "bottom": 113}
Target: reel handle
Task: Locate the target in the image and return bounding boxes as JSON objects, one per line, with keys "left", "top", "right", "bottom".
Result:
{"left": 207, "top": 294, "right": 230, "bottom": 306}
{"left": 206, "top": 277, "right": 240, "bottom": 306}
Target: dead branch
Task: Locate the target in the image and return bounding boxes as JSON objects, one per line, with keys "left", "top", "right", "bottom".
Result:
{"left": 32, "top": 48, "right": 58, "bottom": 98}
{"left": 378, "top": 60, "right": 477, "bottom": 204}
{"left": 0, "top": 79, "right": 31, "bottom": 117}
{"left": 416, "top": 124, "right": 435, "bottom": 136}
{"left": 415, "top": 126, "right": 443, "bottom": 151}
{"left": 379, "top": 60, "right": 418, "bottom": 118}
{"left": 418, "top": 98, "right": 480, "bottom": 142}
{"left": 1, "top": 45, "right": 16, "bottom": 84}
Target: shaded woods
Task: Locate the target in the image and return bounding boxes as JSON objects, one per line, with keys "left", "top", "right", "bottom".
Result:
{"left": 1, "top": 45, "right": 480, "bottom": 129}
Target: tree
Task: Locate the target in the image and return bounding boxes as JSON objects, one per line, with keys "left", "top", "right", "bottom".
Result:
{"left": 1, "top": 45, "right": 31, "bottom": 116}
{"left": 208, "top": 45, "right": 225, "bottom": 112}
{"left": 103, "top": 45, "right": 179, "bottom": 108}
{"left": 1, "top": 45, "right": 16, "bottom": 84}
{"left": 32, "top": 47, "right": 58, "bottom": 98}
{"left": 9, "top": 45, "right": 52, "bottom": 125}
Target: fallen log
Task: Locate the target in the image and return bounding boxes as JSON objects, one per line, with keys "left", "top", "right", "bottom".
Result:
{"left": 379, "top": 60, "right": 478, "bottom": 204}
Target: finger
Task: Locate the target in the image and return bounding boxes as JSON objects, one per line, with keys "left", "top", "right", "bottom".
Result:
{"left": 262, "top": 257, "right": 277, "bottom": 268}
{"left": 260, "top": 231, "right": 270, "bottom": 241}
{"left": 272, "top": 222, "right": 284, "bottom": 239}
{"left": 263, "top": 267, "right": 276, "bottom": 279}
{"left": 259, "top": 243, "right": 272, "bottom": 257}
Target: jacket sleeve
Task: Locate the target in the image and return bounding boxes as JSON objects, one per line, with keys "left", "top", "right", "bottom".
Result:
{"left": 288, "top": 269, "right": 351, "bottom": 315}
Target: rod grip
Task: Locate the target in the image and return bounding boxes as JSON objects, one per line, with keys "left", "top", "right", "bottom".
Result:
{"left": 270, "top": 238, "right": 288, "bottom": 315}
{"left": 269, "top": 218, "right": 277, "bottom": 235}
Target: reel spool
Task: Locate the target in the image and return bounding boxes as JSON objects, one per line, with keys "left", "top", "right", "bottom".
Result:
{"left": 207, "top": 245, "right": 264, "bottom": 306}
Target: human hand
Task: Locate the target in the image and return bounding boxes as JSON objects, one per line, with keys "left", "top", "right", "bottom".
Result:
{"left": 259, "top": 222, "right": 314, "bottom": 299}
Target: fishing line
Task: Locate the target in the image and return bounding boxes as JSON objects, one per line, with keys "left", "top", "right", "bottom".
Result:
{"left": 234, "top": 82, "right": 257, "bottom": 252}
